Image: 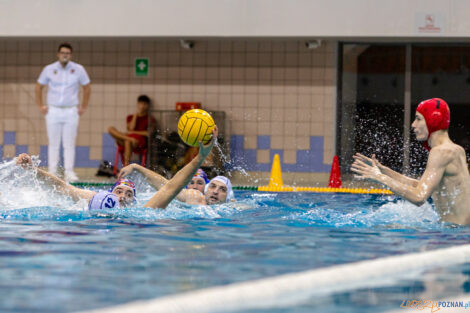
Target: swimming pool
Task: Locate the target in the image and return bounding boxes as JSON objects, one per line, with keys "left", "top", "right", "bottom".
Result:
{"left": 1, "top": 165, "right": 470, "bottom": 312}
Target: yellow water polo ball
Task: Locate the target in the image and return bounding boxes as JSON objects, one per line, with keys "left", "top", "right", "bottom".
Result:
{"left": 177, "top": 109, "right": 215, "bottom": 147}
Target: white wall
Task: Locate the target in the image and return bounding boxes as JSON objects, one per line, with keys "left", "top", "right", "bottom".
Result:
{"left": 1, "top": 0, "right": 470, "bottom": 38}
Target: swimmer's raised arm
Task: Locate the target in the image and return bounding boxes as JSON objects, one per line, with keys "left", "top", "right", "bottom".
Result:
{"left": 353, "top": 153, "right": 419, "bottom": 187}
{"left": 352, "top": 149, "right": 446, "bottom": 206}
{"left": 144, "top": 126, "right": 217, "bottom": 209}
{"left": 119, "top": 164, "right": 196, "bottom": 203}
{"left": 16, "top": 153, "right": 95, "bottom": 201}
{"left": 119, "top": 164, "right": 168, "bottom": 189}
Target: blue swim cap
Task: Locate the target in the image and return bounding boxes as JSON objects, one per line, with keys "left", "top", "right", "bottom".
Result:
{"left": 88, "top": 191, "right": 120, "bottom": 210}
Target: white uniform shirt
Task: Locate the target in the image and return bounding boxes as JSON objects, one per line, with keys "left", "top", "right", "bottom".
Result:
{"left": 37, "top": 61, "right": 90, "bottom": 107}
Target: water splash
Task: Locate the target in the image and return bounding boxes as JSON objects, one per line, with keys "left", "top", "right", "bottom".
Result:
{"left": 288, "top": 199, "right": 440, "bottom": 228}
{"left": 213, "top": 140, "right": 250, "bottom": 179}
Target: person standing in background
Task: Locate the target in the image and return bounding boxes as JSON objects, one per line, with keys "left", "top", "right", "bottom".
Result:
{"left": 35, "top": 42, "right": 91, "bottom": 182}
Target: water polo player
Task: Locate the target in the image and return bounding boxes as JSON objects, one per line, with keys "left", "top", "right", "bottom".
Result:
{"left": 204, "top": 176, "right": 235, "bottom": 204}
{"left": 119, "top": 165, "right": 235, "bottom": 205}
{"left": 187, "top": 169, "right": 210, "bottom": 193}
{"left": 352, "top": 98, "right": 470, "bottom": 224}
{"left": 14, "top": 126, "right": 217, "bottom": 210}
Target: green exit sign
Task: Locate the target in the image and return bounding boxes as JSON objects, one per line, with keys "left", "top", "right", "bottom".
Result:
{"left": 135, "top": 58, "right": 149, "bottom": 77}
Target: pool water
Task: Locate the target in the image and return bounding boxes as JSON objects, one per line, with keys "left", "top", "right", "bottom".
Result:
{"left": 1, "top": 163, "right": 470, "bottom": 312}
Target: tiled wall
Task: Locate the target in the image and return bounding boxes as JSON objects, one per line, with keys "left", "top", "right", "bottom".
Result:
{"left": 0, "top": 39, "right": 336, "bottom": 175}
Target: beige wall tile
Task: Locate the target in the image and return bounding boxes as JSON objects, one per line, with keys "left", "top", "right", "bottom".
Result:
{"left": 244, "top": 122, "right": 257, "bottom": 135}
{"left": 295, "top": 123, "right": 310, "bottom": 137}
{"left": 76, "top": 133, "right": 89, "bottom": 146}
{"left": 29, "top": 145, "right": 40, "bottom": 155}
{"left": 271, "top": 94, "right": 284, "bottom": 107}
{"left": 16, "top": 132, "right": 28, "bottom": 145}
{"left": 285, "top": 68, "right": 297, "bottom": 80}
{"left": 310, "top": 123, "right": 323, "bottom": 136}
{"left": 257, "top": 122, "right": 270, "bottom": 135}
{"left": 257, "top": 149, "right": 270, "bottom": 163}
{"left": 90, "top": 146, "right": 102, "bottom": 160}
{"left": 296, "top": 136, "right": 310, "bottom": 150}
{"left": 270, "top": 122, "right": 284, "bottom": 135}
{"left": 258, "top": 94, "right": 271, "bottom": 108}
{"left": 3, "top": 145, "right": 15, "bottom": 158}
{"left": 4, "top": 119, "right": 16, "bottom": 130}
{"left": 270, "top": 136, "right": 283, "bottom": 149}
{"left": 243, "top": 108, "right": 258, "bottom": 121}
{"left": 297, "top": 108, "right": 312, "bottom": 123}
{"left": 283, "top": 136, "right": 297, "bottom": 149}
{"left": 244, "top": 135, "right": 257, "bottom": 149}
{"left": 284, "top": 149, "right": 297, "bottom": 164}
{"left": 258, "top": 108, "right": 271, "bottom": 122}
{"left": 245, "top": 94, "right": 258, "bottom": 107}
{"left": 284, "top": 108, "right": 297, "bottom": 122}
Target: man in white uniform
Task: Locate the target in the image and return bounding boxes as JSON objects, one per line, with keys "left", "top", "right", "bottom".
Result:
{"left": 35, "top": 42, "right": 91, "bottom": 182}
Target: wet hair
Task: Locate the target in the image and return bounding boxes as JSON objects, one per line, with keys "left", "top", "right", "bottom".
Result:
{"left": 57, "top": 42, "right": 73, "bottom": 53}
{"left": 137, "top": 95, "right": 151, "bottom": 105}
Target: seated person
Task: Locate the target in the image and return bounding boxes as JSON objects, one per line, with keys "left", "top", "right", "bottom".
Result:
{"left": 108, "top": 94, "right": 156, "bottom": 166}
{"left": 14, "top": 127, "right": 216, "bottom": 210}
{"left": 119, "top": 163, "right": 234, "bottom": 205}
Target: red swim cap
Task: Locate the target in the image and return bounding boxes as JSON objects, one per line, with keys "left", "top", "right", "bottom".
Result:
{"left": 416, "top": 98, "right": 450, "bottom": 150}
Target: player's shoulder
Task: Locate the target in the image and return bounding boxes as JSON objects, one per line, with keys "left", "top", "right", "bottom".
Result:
{"left": 429, "top": 142, "right": 464, "bottom": 164}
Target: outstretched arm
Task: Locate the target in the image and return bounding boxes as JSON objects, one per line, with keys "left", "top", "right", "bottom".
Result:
{"left": 353, "top": 153, "right": 419, "bottom": 187}
{"left": 119, "top": 163, "right": 168, "bottom": 189}
{"left": 119, "top": 164, "right": 195, "bottom": 202}
{"left": 144, "top": 127, "right": 218, "bottom": 209}
{"left": 16, "top": 154, "right": 95, "bottom": 201}
{"left": 351, "top": 150, "right": 446, "bottom": 205}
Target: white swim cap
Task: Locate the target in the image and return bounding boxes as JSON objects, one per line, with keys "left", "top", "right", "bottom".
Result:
{"left": 205, "top": 176, "right": 235, "bottom": 202}
{"left": 88, "top": 191, "right": 120, "bottom": 210}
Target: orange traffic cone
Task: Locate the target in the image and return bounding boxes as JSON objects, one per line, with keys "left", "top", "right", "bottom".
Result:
{"left": 328, "top": 155, "right": 342, "bottom": 188}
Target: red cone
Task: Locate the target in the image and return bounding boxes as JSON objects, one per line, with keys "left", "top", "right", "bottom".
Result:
{"left": 328, "top": 155, "right": 342, "bottom": 188}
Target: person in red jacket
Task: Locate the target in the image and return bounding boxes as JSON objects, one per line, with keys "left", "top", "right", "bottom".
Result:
{"left": 108, "top": 95, "right": 156, "bottom": 166}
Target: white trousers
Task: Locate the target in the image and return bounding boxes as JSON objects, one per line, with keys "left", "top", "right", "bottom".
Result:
{"left": 45, "top": 106, "right": 79, "bottom": 174}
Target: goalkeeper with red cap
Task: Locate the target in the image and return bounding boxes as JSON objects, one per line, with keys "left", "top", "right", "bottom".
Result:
{"left": 352, "top": 98, "right": 470, "bottom": 225}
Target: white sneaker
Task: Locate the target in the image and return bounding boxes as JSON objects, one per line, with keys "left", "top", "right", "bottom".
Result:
{"left": 64, "top": 171, "right": 79, "bottom": 183}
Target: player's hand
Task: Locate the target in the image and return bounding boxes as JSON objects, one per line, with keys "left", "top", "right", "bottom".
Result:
{"left": 16, "top": 153, "right": 33, "bottom": 168}
{"left": 353, "top": 153, "right": 384, "bottom": 170}
{"left": 198, "top": 126, "right": 218, "bottom": 159}
{"left": 78, "top": 107, "right": 86, "bottom": 116}
{"left": 118, "top": 164, "right": 136, "bottom": 179}
{"left": 39, "top": 106, "right": 48, "bottom": 115}
{"left": 351, "top": 155, "right": 382, "bottom": 180}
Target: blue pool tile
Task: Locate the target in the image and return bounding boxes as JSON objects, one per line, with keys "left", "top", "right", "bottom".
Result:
{"left": 75, "top": 147, "right": 100, "bottom": 167}
{"left": 102, "top": 133, "right": 117, "bottom": 163}
{"left": 257, "top": 136, "right": 271, "bottom": 150}
{"left": 40, "top": 146, "right": 48, "bottom": 166}
{"left": 4, "top": 132, "right": 16, "bottom": 145}
{"left": 16, "top": 145, "right": 28, "bottom": 155}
